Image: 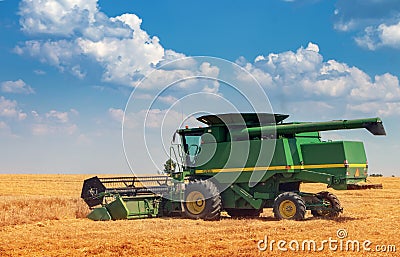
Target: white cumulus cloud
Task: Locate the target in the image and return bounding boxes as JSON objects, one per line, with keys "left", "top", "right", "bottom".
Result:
{"left": 31, "top": 109, "right": 79, "bottom": 135}
{"left": 238, "top": 42, "right": 400, "bottom": 117}
{"left": 16, "top": 0, "right": 182, "bottom": 85}
{"left": 0, "top": 96, "right": 27, "bottom": 120}
{"left": 14, "top": 40, "right": 83, "bottom": 71}
{"left": 19, "top": 0, "right": 98, "bottom": 36}
{"left": 110, "top": 107, "right": 199, "bottom": 130}
{"left": 355, "top": 22, "right": 400, "bottom": 50}
{"left": 46, "top": 110, "right": 70, "bottom": 123}
{"left": 108, "top": 108, "right": 124, "bottom": 123}
{"left": 334, "top": 0, "right": 400, "bottom": 50}
{"left": 1, "top": 79, "right": 35, "bottom": 94}
{"left": 379, "top": 22, "right": 400, "bottom": 48}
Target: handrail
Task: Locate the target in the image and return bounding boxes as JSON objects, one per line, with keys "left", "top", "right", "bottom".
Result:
{"left": 169, "top": 144, "right": 183, "bottom": 173}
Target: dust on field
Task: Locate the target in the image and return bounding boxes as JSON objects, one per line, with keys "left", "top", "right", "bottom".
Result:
{"left": 0, "top": 175, "right": 399, "bottom": 257}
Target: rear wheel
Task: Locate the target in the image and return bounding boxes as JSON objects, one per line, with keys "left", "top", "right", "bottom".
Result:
{"left": 226, "top": 209, "right": 262, "bottom": 218}
{"left": 311, "top": 191, "right": 341, "bottom": 218}
{"left": 183, "top": 180, "right": 222, "bottom": 221}
{"left": 273, "top": 192, "right": 306, "bottom": 220}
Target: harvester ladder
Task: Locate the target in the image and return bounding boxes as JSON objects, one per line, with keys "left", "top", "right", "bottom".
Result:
{"left": 169, "top": 144, "right": 184, "bottom": 173}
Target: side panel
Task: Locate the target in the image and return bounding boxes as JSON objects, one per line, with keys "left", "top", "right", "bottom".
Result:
{"left": 301, "top": 141, "right": 347, "bottom": 166}
{"left": 300, "top": 141, "right": 368, "bottom": 187}
{"left": 194, "top": 139, "right": 296, "bottom": 184}
{"left": 196, "top": 139, "right": 294, "bottom": 171}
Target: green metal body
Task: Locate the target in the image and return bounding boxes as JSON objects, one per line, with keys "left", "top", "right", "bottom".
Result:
{"left": 87, "top": 207, "right": 112, "bottom": 221}
{"left": 88, "top": 195, "right": 161, "bottom": 221}
{"left": 82, "top": 189, "right": 162, "bottom": 221}
{"left": 82, "top": 113, "right": 385, "bottom": 220}
{"left": 174, "top": 113, "right": 385, "bottom": 211}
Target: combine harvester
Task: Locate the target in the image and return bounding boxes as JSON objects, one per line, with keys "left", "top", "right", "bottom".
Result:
{"left": 81, "top": 113, "right": 385, "bottom": 221}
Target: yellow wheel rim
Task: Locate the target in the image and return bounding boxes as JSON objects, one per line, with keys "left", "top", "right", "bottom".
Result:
{"left": 279, "top": 200, "right": 297, "bottom": 219}
{"left": 186, "top": 191, "right": 206, "bottom": 215}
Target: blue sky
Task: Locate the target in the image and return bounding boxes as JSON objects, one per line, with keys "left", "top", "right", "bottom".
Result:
{"left": 0, "top": 0, "right": 399, "bottom": 175}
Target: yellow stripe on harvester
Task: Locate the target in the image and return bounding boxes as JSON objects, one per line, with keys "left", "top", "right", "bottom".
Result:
{"left": 195, "top": 163, "right": 367, "bottom": 174}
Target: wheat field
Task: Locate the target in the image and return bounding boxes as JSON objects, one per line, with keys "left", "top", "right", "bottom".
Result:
{"left": 0, "top": 174, "right": 399, "bottom": 257}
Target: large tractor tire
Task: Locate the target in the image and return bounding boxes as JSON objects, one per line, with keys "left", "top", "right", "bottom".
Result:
{"left": 183, "top": 180, "right": 222, "bottom": 221}
{"left": 311, "top": 191, "right": 341, "bottom": 218}
{"left": 226, "top": 209, "right": 262, "bottom": 218}
{"left": 273, "top": 192, "right": 306, "bottom": 220}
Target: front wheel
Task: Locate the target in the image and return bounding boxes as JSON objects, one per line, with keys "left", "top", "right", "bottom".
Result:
{"left": 311, "top": 191, "right": 341, "bottom": 218}
{"left": 183, "top": 180, "right": 222, "bottom": 221}
{"left": 273, "top": 192, "right": 306, "bottom": 220}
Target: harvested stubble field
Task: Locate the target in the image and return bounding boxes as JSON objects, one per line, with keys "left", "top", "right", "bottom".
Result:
{"left": 0, "top": 175, "right": 399, "bottom": 257}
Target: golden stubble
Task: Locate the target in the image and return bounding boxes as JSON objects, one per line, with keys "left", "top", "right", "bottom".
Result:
{"left": 0, "top": 175, "right": 399, "bottom": 257}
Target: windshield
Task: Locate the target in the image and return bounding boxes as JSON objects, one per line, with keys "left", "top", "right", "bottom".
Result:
{"left": 185, "top": 135, "right": 202, "bottom": 166}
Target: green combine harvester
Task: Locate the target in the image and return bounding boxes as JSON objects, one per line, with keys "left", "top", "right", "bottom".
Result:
{"left": 81, "top": 113, "right": 385, "bottom": 221}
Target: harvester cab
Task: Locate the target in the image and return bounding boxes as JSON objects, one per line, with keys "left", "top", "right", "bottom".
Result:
{"left": 81, "top": 113, "right": 386, "bottom": 221}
